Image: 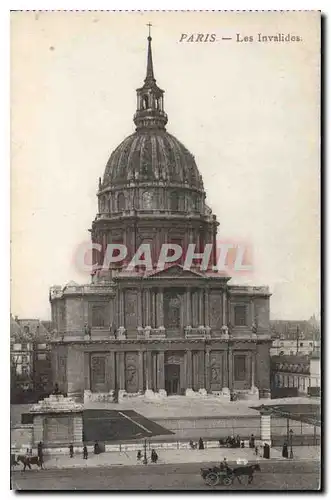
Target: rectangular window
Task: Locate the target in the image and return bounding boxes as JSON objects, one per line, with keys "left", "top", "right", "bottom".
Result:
{"left": 37, "top": 353, "right": 47, "bottom": 361}
{"left": 92, "top": 305, "right": 106, "bottom": 327}
{"left": 234, "top": 355, "right": 246, "bottom": 381}
{"left": 234, "top": 305, "right": 247, "bottom": 326}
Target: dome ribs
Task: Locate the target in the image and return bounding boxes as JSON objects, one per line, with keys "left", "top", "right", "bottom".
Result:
{"left": 127, "top": 135, "right": 141, "bottom": 180}
{"left": 156, "top": 133, "right": 168, "bottom": 181}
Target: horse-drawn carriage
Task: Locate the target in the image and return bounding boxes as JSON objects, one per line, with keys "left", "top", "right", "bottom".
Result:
{"left": 201, "top": 463, "right": 261, "bottom": 487}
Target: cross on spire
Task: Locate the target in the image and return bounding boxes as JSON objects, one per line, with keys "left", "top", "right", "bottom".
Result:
{"left": 147, "top": 22, "right": 152, "bottom": 38}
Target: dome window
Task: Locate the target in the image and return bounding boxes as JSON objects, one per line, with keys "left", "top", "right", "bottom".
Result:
{"left": 117, "top": 192, "right": 125, "bottom": 211}
{"left": 142, "top": 95, "right": 149, "bottom": 109}
{"left": 142, "top": 191, "right": 153, "bottom": 210}
{"left": 170, "top": 191, "right": 179, "bottom": 211}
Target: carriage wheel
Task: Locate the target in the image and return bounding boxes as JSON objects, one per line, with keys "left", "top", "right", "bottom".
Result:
{"left": 222, "top": 476, "right": 233, "bottom": 486}
{"left": 205, "top": 473, "right": 219, "bottom": 487}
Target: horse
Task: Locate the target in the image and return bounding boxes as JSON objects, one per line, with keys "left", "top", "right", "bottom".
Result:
{"left": 231, "top": 463, "right": 261, "bottom": 484}
{"left": 16, "top": 455, "right": 45, "bottom": 471}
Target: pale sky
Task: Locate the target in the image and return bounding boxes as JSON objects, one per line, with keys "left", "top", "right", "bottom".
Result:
{"left": 11, "top": 11, "right": 320, "bottom": 320}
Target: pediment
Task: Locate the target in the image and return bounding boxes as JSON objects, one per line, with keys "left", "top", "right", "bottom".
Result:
{"left": 147, "top": 264, "right": 205, "bottom": 278}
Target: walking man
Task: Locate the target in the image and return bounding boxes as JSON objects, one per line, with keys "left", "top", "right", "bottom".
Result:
{"left": 37, "top": 441, "right": 43, "bottom": 468}
{"left": 83, "top": 445, "right": 88, "bottom": 459}
{"left": 69, "top": 443, "right": 74, "bottom": 458}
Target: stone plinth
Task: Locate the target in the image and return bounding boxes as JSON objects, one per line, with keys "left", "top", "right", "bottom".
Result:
{"left": 29, "top": 395, "right": 84, "bottom": 447}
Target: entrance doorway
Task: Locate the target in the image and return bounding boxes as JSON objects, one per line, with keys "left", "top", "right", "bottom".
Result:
{"left": 165, "top": 364, "right": 180, "bottom": 395}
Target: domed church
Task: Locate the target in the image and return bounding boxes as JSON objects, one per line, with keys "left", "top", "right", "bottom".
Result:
{"left": 50, "top": 35, "right": 272, "bottom": 402}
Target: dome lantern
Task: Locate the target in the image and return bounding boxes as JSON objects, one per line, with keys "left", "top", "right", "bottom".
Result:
{"left": 133, "top": 29, "right": 168, "bottom": 131}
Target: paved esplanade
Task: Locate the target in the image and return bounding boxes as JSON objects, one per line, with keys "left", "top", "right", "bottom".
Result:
{"left": 11, "top": 461, "right": 320, "bottom": 491}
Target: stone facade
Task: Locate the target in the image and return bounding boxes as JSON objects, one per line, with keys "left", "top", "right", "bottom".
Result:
{"left": 49, "top": 35, "right": 272, "bottom": 402}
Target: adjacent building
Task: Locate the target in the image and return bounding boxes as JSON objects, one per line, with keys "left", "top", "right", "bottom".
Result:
{"left": 50, "top": 35, "right": 272, "bottom": 402}
{"left": 10, "top": 316, "right": 53, "bottom": 396}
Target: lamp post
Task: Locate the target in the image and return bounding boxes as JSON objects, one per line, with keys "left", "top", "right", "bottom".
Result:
{"left": 289, "top": 429, "right": 294, "bottom": 459}
{"left": 143, "top": 438, "right": 148, "bottom": 465}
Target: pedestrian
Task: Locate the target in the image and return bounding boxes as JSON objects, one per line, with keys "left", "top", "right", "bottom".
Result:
{"left": 263, "top": 442, "right": 270, "bottom": 459}
{"left": 282, "top": 441, "right": 289, "bottom": 459}
{"left": 94, "top": 441, "right": 100, "bottom": 455}
{"left": 255, "top": 445, "right": 258, "bottom": 456}
{"left": 137, "top": 450, "right": 142, "bottom": 461}
{"left": 235, "top": 435, "right": 241, "bottom": 448}
{"left": 37, "top": 441, "right": 43, "bottom": 464}
{"left": 83, "top": 445, "right": 88, "bottom": 459}
{"left": 198, "top": 437, "right": 204, "bottom": 450}
{"left": 249, "top": 434, "right": 255, "bottom": 449}
{"left": 151, "top": 449, "right": 158, "bottom": 463}
{"left": 241, "top": 440, "right": 245, "bottom": 448}
{"left": 69, "top": 443, "right": 74, "bottom": 458}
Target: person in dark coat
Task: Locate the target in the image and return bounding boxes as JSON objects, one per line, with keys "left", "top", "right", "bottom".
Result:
{"left": 282, "top": 441, "right": 289, "bottom": 458}
{"left": 83, "top": 445, "right": 88, "bottom": 459}
{"left": 249, "top": 434, "right": 255, "bottom": 449}
{"left": 255, "top": 445, "right": 259, "bottom": 456}
{"left": 241, "top": 440, "right": 245, "bottom": 448}
{"left": 263, "top": 443, "right": 270, "bottom": 459}
{"left": 69, "top": 443, "right": 74, "bottom": 458}
{"left": 151, "top": 449, "right": 158, "bottom": 463}
{"left": 94, "top": 441, "right": 100, "bottom": 455}
{"left": 235, "top": 435, "right": 241, "bottom": 448}
{"left": 198, "top": 437, "right": 204, "bottom": 450}
{"left": 37, "top": 441, "right": 43, "bottom": 465}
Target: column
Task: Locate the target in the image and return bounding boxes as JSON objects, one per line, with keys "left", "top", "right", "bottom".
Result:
{"left": 107, "top": 351, "right": 115, "bottom": 390}
{"left": 145, "top": 290, "right": 151, "bottom": 327}
{"left": 84, "top": 352, "right": 90, "bottom": 391}
{"left": 138, "top": 351, "right": 144, "bottom": 391}
{"left": 137, "top": 289, "right": 142, "bottom": 327}
{"left": 205, "top": 348, "right": 211, "bottom": 392}
{"left": 186, "top": 350, "right": 193, "bottom": 389}
{"left": 251, "top": 352, "right": 255, "bottom": 388}
{"left": 222, "top": 351, "right": 229, "bottom": 389}
{"left": 118, "top": 352, "right": 125, "bottom": 390}
{"left": 151, "top": 289, "right": 156, "bottom": 328}
{"left": 145, "top": 350, "right": 153, "bottom": 391}
{"left": 157, "top": 351, "right": 165, "bottom": 391}
{"left": 199, "top": 289, "right": 204, "bottom": 326}
{"left": 260, "top": 413, "right": 271, "bottom": 446}
{"left": 156, "top": 289, "right": 164, "bottom": 327}
{"left": 222, "top": 290, "right": 227, "bottom": 325}
{"left": 186, "top": 288, "right": 191, "bottom": 326}
{"left": 119, "top": 290, "right": 125, "bottom": 327}
{"left": 251, "top": 298, "right": 255, "bottom": 325}
{"left": 204, "top": 288, "right": 210, "bottom": 326}
{"left": 228, "top": 345, "right": 233, "bottom": 390}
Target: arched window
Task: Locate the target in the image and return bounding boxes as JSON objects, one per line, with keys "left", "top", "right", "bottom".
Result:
{"left": 170, "top": 191, "right": 179, "bottom": 211}
{"left": 191, "top": 193, "right": 199, "bottom": 211}
{"left": 142, "top": 191, "right": 153, "bottom": 210}
{"left": 142, "top": 95, "right": 149, "bottom": 109}
{"left": 117, "top": 192, "right": 125, "bottom": 211}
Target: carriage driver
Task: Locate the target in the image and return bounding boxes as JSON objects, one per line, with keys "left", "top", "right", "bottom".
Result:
{"left": 220, "top": 457, "right": 231, "bottom": 473}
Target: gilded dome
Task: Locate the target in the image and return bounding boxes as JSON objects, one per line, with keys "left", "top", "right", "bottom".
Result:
{"left": 102, "top": 130, "right": 203, "bottom": 190}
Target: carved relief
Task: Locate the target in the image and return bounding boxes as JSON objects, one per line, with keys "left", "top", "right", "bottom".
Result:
{"left": 210, "top": 351, "right": 223, "bottom": 390}
{"left": 125, "top": 353, "right": 138, "bottom": 393}
{"left": 210, "top": 293, "right": 222, "bottom": 328}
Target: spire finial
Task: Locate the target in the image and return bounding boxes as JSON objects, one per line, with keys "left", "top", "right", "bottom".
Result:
{"left": 145, "top": 23, "right": 155, "bottom": 82}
